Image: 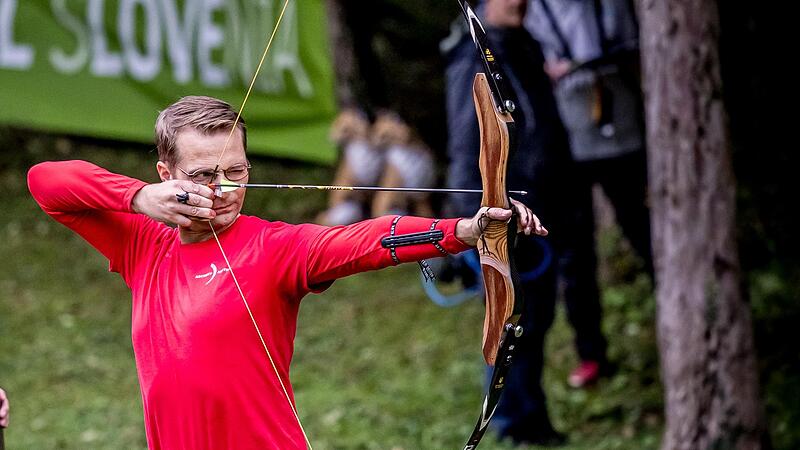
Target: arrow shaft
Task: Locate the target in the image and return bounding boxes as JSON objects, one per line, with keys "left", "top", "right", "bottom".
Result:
{"left": 219, "top": 183, "right": 527, "bottom": 195}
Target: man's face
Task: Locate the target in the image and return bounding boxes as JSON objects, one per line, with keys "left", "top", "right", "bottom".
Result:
{"left": 166, "top": 127, "right": 249, "bottom": 232}
{"left": 485, "top": 0, "right": 527, "bottom": 28}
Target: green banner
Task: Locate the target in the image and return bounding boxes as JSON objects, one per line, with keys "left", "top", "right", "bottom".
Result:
{"left": 0, "top": 0, "right": 336, "bottom": 164}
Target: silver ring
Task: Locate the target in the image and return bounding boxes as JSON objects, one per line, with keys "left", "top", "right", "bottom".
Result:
{"left": 176, "top": 192, "right": 190, "bottom": 204}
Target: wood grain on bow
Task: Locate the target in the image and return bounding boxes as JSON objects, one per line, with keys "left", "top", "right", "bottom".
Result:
{"left": 473, "top": 73, "right": 523, "bottom": 365}
{"left": 458, "top": 1, "right": 527, "bottom": 447}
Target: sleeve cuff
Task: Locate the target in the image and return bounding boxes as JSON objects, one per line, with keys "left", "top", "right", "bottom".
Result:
{"left": 123, "top": 181, "right": 148, "bottom": 213}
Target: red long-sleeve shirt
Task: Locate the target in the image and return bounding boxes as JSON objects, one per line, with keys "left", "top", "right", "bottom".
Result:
{"left": 28, "top": 160, "right": 471, "bottom": 449}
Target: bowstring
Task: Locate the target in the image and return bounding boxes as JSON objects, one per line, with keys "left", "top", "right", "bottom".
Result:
{"left": 210, "top": 227, "right": 311, "bottom": 448}
{"left": 216, "top": 0, "right": 291, "bottom": 168}
{"left": 208, "top": 1, "right": 313, "bottom": 448}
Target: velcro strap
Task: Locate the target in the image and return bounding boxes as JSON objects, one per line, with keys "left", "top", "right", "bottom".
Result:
{"left": 381, "top": 230, "right": 445, "bottom": 249}
{"left": 381, "top": 217, "right": 448, "bottom": 267}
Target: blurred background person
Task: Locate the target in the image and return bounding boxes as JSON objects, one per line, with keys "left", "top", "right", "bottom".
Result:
{"left": 1, "top": 385, "right": 9, "bottom": 448}
{"left": 443, "top": 0, "right": 574, "bottom": 445}
{"left": 316, "top": 107, "right": 383, "bottom": 225}
{"left": 526, "top": 0, "right": 653, "bottom": 387}
{"left": 316, "top": 108, "right": 437, "bottom": 225}
{"left": 369, "top": 111, "right": 436, "bottom": 217}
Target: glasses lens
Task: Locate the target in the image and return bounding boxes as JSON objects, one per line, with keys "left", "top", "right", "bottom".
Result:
{"left": 191, "top": 170, "right": 217, "bottom": 184}
{"left": 225, "top": 165, "right": 250, "bottom": 181}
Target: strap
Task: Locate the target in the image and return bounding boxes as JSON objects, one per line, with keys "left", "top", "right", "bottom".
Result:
{"left": 380, "top": 217, "right": 449, "bottom": 282}
{"left": 420, "top": 220, "right": 447, "bottom": 282}
{"left": 538, "top": 0, "right": 573, "bottom": 59}
{"left": 380, "top": 219, "right": 447, "bottom": 253}
{"left": 592, "top": 0, "right": 611, "bottom": 55}
{"left": 429, "top": 219, "right": 447, "bottom": 255}
{"left": 381, "top": 230, "right": 446, "bottom": 249}
{"left": 386, "top": 215, "right": 404, "bottom": 264}
{"left": 540, "top": 0, "right": 627, "bottom": 60}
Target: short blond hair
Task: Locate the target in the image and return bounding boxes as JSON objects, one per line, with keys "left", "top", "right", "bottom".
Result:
{"left": 155, "top": 96, "right": 246, "bottom": 167}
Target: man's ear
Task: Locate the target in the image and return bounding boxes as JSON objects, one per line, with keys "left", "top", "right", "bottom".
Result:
{"left": 156, "top": 161, "right": 172, "bottom": 182}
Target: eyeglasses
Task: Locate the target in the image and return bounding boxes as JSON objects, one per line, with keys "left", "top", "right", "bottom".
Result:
{"left": 178, "top": 163, "right": 251, "bottom": 185}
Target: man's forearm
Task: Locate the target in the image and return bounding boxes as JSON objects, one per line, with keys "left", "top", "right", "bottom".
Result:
{"left": 307, "top": 215, "right": 471, "bottom": 285}
{"left": 28, "top": 160, "right": 146, "bottom": 215}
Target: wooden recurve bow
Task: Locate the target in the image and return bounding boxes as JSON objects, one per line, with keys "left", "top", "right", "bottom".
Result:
{"left": 456, "top": 1, "right": 526, "bottom": 449}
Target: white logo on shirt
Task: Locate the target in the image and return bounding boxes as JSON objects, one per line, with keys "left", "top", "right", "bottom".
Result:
{"left": 195, "top": 263, "right": 230, "bottom": 285}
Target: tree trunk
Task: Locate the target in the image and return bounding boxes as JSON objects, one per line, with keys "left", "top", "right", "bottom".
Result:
{"left": 639, "top": 0, "right": 767, "bottom": 449}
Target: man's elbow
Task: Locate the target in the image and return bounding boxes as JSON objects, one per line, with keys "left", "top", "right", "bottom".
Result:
{"left": 27, "top": 161, "right": 76, "bottom": 210}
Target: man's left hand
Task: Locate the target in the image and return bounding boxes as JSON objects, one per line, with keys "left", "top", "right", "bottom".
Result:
{"left": 455, "top": 198, "right": 548, "bottom": 247}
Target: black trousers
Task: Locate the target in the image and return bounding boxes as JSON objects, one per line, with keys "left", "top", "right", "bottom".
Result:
{"left": 562, "top": 149, "right": 653, "bottom": 363}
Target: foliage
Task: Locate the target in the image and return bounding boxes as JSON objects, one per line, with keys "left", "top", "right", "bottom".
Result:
{"left": 719, "top": 0, "right": 799, "bottom": 274}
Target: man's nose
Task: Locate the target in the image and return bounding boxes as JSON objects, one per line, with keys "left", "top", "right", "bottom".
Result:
{"left": 211, "top": 169, "right": 225, "bottom": 184}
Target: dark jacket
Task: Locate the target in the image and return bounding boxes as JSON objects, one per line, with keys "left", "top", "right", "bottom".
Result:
{"left": 444, "top": 25, "right": 572, "bottom": 223}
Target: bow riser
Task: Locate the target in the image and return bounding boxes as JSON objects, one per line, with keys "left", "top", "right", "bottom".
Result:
{"left": 463, "top": 73, "right": 525, "bottom": 448}
{"left": 473, "top": 73, "right": 521, "bottom": 365}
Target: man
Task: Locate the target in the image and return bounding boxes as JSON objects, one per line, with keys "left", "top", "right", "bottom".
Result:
{"left": 28, "top": 96, "right": 546, "bottom": 449}
{"left": 527, "top": 0, "right": 652, "bottom": 387}
{"left": 443, "top": 0, "right": 572, "bottom": 446}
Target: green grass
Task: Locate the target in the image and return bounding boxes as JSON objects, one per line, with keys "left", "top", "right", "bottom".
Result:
{"left": 1, "top": 130, "right": 795, "bottom": 449}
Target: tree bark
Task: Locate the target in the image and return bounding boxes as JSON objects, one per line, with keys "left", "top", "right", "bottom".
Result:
{"left": 639, "top": 0, "right": 767, "bottom": 449}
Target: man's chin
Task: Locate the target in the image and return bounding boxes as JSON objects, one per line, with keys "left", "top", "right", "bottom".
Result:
{"left": 209, "top": 211, "right": 240, "bottom": 231}
{"left": 178, "top": 210, "right": 239, "bottom": 234}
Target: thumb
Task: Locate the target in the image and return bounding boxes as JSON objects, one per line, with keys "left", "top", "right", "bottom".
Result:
{"left": 484, "top": 207, "right": 512, "bottom": 221}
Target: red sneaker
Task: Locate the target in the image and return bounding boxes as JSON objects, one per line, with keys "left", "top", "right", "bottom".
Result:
{"left": 568, "top": 360, "right": 601, "bottom": 388}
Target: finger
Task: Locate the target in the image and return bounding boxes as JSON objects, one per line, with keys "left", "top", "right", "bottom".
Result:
{"left": 177, "top": 181, "right": 215, "bottom": 200}
{"left": 180, "top": 192, "right": 214, "bottom": 209}
{"left": 172, "top": 213, "right": 194, "bottom": 228}
{"left": 485, "top": 207, "right": 512, "bottom": 221}
{"left": 532, "top": 214, "right": 548, "bottom": 236}
{"left": 177, "top": 205, "right": 216, "bottom": 221}
{"left": 517, "top": 205, "right": 533, "bottom": 234}
{"left": 509, "top": 198, "right": 532, "bottom": 234}
{"left": 521, "top": 209, "right": 533, "bottom": 235}
{"left": 166, "top": 204, "right": 206, "bottom": 227}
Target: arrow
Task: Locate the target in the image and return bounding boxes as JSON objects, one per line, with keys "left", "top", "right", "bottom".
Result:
{"left": 210, "top": 182, "right": 527, "bottom": 195}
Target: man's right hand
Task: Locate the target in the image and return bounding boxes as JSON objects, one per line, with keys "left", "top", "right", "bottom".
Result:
{"left": 132, "top": 181, "right": 216, "bottom": 227}
{"left": 544, "top": 59, "right": 573, "bottom": 82}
